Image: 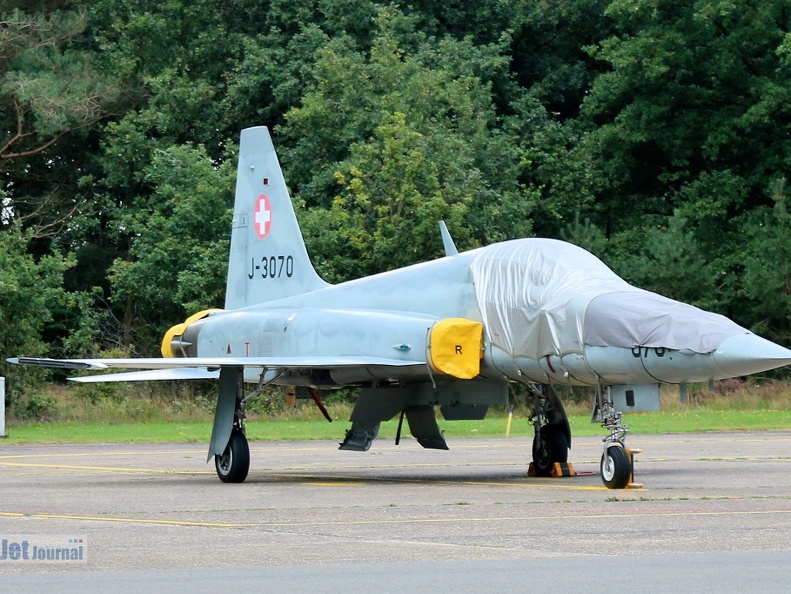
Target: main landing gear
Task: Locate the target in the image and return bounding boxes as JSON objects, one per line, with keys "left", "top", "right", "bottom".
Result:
{"left": 214, "top": 388, "right": 250, "bottom": 483}
{"left": 210, "top": 367, "right": 257, "bottom": 483}
{"left": 593, "top": 385, "right": 639, "bottom": 489}
{"left": 528, "top": 385, "right": 571, "bottom": 476}
{"left": 209, "top": 370, "right": 331, "bottom": 483}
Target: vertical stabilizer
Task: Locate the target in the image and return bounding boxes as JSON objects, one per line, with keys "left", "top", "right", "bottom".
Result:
{"left": 225, "top": 127, "right": 329, "bottom": 309}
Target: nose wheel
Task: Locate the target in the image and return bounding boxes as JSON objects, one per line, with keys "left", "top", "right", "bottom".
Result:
{"left": 601, "top": 444, "right": 631, "bottom": 489}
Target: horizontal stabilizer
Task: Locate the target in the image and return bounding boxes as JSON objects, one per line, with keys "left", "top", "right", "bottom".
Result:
{"left": 70, "top": 368, "right": 221, "bottom": 383}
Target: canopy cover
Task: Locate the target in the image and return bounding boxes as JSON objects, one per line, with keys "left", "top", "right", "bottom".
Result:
{"left": 470, "top": 239, "right": 747, "bottom": 359}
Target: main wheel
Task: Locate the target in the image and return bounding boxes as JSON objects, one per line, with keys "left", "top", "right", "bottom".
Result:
{"left": 532, "top": 424, "right": 569, "bottom": 477}
{"left": 215, "top": 430, "right": 250, "bottom": 483}
{"left": 600, "top": 445, "right": 631, "bottom": 489}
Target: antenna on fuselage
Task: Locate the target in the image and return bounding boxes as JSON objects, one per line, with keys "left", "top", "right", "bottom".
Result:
{"left": 439, "top": 221, "right": 458, "bottom": 257}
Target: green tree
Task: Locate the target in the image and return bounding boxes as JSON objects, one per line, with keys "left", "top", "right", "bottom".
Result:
{"left": 68, "top": 0, "right": 255, "bottom": 348}
{"left": 740, "top": 178, "right": 791, "bottom": 342}
{"left": 0, "top": 7, "right": 129, "bottom": 234}
{"left": 508, "top": 0, "right": 610, "bottom": 119}
{"left": 0, "top": 4, "right": 134, "bottom": 392}
{"left": 0, "top": 222, "right": 93, "bottom": 402}
{"left": 281, "top": 8, "right": 535, "bottom": 279}
{"left": 107, "top": 143, "right": 234, "bottom": 352}
{"left": 0, "top": 9, "right": 122, "bottom": 163}
{"left": 327, "top": 113, "right": 474, "bottom": 278}
{"left": 568, "top": 0, "right": 791, "bottom": 328}
{"left": 581, "top": 0, "right": 791, "bottom": 236}
{"left": 608, "top": 211, "right": 720, "bottom": 310}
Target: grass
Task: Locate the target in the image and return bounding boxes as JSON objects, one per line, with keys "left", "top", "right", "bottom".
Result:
{"left": 2, "top": 378, "right": 791, "bottom": 444}
{"left": 5, "top": 410, "right": 791, "bottom": 445}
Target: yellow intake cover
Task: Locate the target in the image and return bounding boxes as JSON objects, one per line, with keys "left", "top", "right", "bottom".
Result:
{"left": 161, "top": 309, "right": 222, "bottom": 357}
{"left": 429, "top": 318, "right": 484, "bottom": 379}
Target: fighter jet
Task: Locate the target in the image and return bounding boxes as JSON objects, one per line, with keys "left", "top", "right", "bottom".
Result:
{"left": 10, "top": 126, "right": 791, "bottom": 488}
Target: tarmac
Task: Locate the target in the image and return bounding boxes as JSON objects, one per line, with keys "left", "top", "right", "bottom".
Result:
{"left": 1, "top": 431, "right": 791, "bottom": 591}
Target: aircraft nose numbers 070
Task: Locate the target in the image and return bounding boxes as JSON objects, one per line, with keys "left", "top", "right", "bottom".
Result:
{"left": 248, "top": 255, "right": 295, "bottom": 279}
{"left": 254, "top": 194, "right": 272, "bottom": 239}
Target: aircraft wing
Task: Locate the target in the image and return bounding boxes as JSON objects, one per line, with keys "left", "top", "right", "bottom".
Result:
{"left": 7, "top": 356, "right": 428, "bottom": 382}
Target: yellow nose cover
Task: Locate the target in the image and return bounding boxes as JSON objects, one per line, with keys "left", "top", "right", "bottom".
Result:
{"left": 429, "top": 318, "right": 484, "bottom": 379}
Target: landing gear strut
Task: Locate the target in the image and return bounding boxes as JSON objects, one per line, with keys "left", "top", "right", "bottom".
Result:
{"left": 214, "top": 375, "right": 251, "bottom": 483}
{"left": 528, "top": 385, "right": 571, "bottom": 476}
{"left": 593, "top": 385, "right": 635, "bottom": 489}
{"left": 209, "top": 366, "right": 272, "bottom": 483}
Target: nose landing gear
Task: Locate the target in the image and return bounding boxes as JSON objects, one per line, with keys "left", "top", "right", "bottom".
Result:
{"left": 594, "top": 385, "right": 642, "bottom": 489}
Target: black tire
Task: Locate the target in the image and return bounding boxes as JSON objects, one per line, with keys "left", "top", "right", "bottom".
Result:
{"left": 600, "top": 445, "right": 631, "bottom": 489}
{"left": 215, "top": 430, "right": 250, "bottom": 483}
{"left": 532, "top": 424, "right": 569, "bottom": 477}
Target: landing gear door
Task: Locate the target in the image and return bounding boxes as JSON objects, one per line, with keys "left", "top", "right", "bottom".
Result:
{"left": 611, "top": 384, "right": 661, "bottom": 413}
{"left": 428, "top": 318, "right": 484, "bottom": 380}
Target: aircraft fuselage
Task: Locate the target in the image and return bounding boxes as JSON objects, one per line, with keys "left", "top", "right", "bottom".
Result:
{"left": 169, "top": 249, "right": 787, "bottom": 390}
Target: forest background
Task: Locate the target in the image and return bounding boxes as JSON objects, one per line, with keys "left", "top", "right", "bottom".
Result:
{"left": 2, "top": 0, "right": 791, "bottom": 417}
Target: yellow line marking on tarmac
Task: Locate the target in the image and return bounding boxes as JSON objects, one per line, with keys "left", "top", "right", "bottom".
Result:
{"left": 257, "top": 509, "right": 791, "bottom": 528}
{"left": 0, "top": 460, "right": 533, "bottom": 473}
{"left": 0, "top": 443, "right": 520, "bottom": 458}
{"left": 304, "top": 481, "right": 364, "bottom": 487}
{"left": 0, "top": 449, "right": 204, "bottom": 460}
{"left": 0, "top": 461, "right": 603, "bottom": 489}
{"left": 0, "top": 464, "right": 605, "bottom": 492}
{"left": 1, "top": 508, "right": 789, "bottom": 529}
{"left": 0, "top": 458, "right": 605, "bottom": 489}
{"left": 0, "top": 450, "right": 528, "bottom": 469}
{"left": 263, "top": 473, "right": 606, "bottom": 491}
{"left": 0, "top": 512, "right": 255, "bottom": 528}
{"left": 0, "top": 462, "right": 210, "bottom": 474}
{"left": 260, "top": 461, "right": 529, "bottom": 471}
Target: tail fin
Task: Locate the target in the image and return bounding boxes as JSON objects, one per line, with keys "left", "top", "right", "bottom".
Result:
{"left": 225, "top": 126, "right": 329, "bottom": 309}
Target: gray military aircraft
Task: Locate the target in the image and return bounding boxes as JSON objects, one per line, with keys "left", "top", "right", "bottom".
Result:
{"left": 10, "top": 127, "right": 791, "bottom": 488}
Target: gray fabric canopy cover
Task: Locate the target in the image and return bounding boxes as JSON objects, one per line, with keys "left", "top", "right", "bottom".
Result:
{"left": 470, "top": 239, "right": 747, "bottom": 359}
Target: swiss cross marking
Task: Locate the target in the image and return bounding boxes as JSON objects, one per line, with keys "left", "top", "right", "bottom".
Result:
{"left": 254, "top": 194, "right": 272, "bottom": 239}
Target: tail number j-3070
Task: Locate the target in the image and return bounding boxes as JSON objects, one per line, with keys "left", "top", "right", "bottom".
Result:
{"left": 248, "top": 255, "right": 294, "bottom": 279}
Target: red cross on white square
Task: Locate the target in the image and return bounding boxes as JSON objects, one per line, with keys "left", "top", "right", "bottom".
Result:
{"left": 254, "top": 194, "right": 272, "bottom": 239}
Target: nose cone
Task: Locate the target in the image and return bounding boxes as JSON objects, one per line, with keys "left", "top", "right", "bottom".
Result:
{"left": 713, "top": 333, "right": 791, "bottom": 378}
